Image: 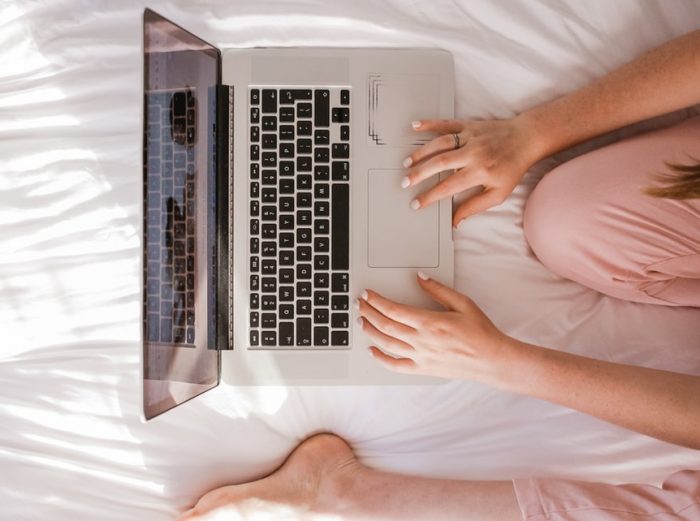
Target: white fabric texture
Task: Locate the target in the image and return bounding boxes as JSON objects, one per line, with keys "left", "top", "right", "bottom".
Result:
{"left": 1, "top": 1, "right": 699, "bottom": 519}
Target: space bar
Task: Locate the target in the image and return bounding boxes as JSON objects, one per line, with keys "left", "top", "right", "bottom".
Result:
{"left": 331, "top": 184, "right": 349, "bottom": 270}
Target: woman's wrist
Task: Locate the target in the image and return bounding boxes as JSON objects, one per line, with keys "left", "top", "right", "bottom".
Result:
{"left": 513, "top": 110, "right": 557, "bottom": 165}
{"left": 485, "top": 336, "right": 542, "bottom": 393}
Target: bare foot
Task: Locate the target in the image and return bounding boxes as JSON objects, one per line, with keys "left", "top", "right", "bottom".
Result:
{"left": 178, "top": 433, "right": 362, "bottom": 520}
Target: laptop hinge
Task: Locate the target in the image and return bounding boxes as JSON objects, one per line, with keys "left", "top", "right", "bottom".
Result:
{"left": 215, "top": 84, "right": 232, "bottom": 350}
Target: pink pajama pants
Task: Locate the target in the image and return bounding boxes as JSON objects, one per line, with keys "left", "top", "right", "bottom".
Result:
{"left": 514, "top": 116, "right": 700, "bottom": 519}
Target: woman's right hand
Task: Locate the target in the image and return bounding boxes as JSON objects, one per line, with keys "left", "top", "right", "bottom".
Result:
{"left": 402, "top": 115, "right": 546, "bottom": 227}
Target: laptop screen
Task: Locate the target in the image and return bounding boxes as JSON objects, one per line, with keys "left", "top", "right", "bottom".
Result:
{"left": 142, "top": 9, "right": 221, "bottom": 420}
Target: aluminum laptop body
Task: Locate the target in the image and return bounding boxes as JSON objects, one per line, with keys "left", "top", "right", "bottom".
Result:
{"left": 142, "top": 9, "right": 454, "bottom": 420}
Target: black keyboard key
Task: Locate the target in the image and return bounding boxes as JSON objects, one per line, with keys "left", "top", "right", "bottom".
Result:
{"left": 314, "top": 89, "right": 330, "bottom": 127}
{"left": 280, "top": 125, "right": 295, "bottom": 140}
{"left": 261, "top": 134, "right": 277, "bottom": 149}
{"left": 261, "top": 294, "right": 276, "bottom": 310}
{"left": 262, "top": 89, "right": 277, "bottom": 113}
{"left": 340, "top": 125, "right": 350, "bottom": 141}
{"left": 297, "top": 264, "right": 312, "bottom": 279}
{"left": 279, "top": 304, "right": 294, "bottom": 320}
{"left": 250, "top": 89, "right": 260, "bottom": 105}
{"left": 250, "top": 163, "right": 260, "bottom": 179}
{"left": 261, "top": 259, "right": 276, "bottom": 275}
{"left": 279, "top": 285, "right": 294, "bottom": 301}
{"left": 279, "top": 142, "right": 294, "bottom": 158}
{"left": 314, "top": 326, "right": 329, "bottom": 346}
{"left": 279, "top": 213, "right": 294, "bottom": 229}
{"left": 262, "top": 330, "right": 276, "bottom": 346}
{"left": 279, "top": 322, "right": 294, "bottom": 346}
{"left": 262, "top": 152, "right": 277, "bottom": 167}
{"left": 279, "top": 161, "right": 294, "bottom": 176}
{"left": 332, "top": 107, "right": 350, "bottom": 123}
{"left": 280, "top": 107, "right": 295, "bottom": 122}
{"left": 250, "top": 329, "right": 259, "bottom": 346}
{"left": 297, "top": 228, "right": 312, "bottom": 243}
{"left": 297, "top": 210, "right": 311, "bottom": 226}
{"left": 314, "top": 129, "right": 330, "bottom": 145}
{"left": 314, "top": 183, "right": 329, "bottom": 199}
{"left": 262, "top": 170, "right": 277, "bottom": 185}
{"left": 279, "top": 250, "right": 294, "bottom": 266}
{"left": 297, "top": 156, "right": 312, "bottom": 172}
{"left": 250, "top": 292, "right": 259, "bottom": 309}
{"left": 314, "top": 272, "right": 329, "bottom": 288}
{"left": 280, "top": 178, "right": 295, "bottom": 195}
{"left": 314, "top": 220, "right": 329, "bottom": 235}
{"left": 298, "top": 175, "right": 312, "bottom": 191}
{"left": 250, "top": 181, "right": 259, "bottom": 198}
{"left": 314, "top": 236, "right": 330, "bottom": 252}
{"left": 315, "top": 147, "right": 330, "bottom": 163}
{"left": 297, "top": 246, "right": 312, "bottom": 261}
{"left": 331, "top": 312, "right": 349, "bottom": 328}
{"left": 331, "top": 273, "right": 349, "bottom": 292}
{"left": 262, "top": 277, "right": 276, "bottom": 292}
{"left": 296, "top": 317, "right": 312, "bottom": 346}
{"left": 331, "top": 330, "right": 349, "bottom": 346}
{"left": 250, "top": 200, "right": 259, "bottom": 216}
{"left": 314, "top": 290, "right": 329, "bottom": 306}
{"left": 250, "top": 256, "right": 259, "bottom": 273}
{"left": 314, "top": 308, "right": 329, "bottom": 324}
{"left": 297, "top": 102, "right": 312, "bottom": 118}
{"left": 332, "top": 161, "right": 349, "bottom": 181}
{"left": 297, "top": 192, "right": 312, "bottom": 207}
{"left": 297, "top": 139, "right": 312, "bottom": 154}
{"left": 280, "top": 89, "right": 312, "bottom": 103}
{"left": 262, "top": 116, "right": 277, "bottom": 131}
{"left": 331, "top": 184, "right": 350, "bottom": 270}
{"left": 315, "top": 201, "right": 330, "bottom": 217}
{"left": 297, "top": 281, "right": 312, "bottom": 297}
{"left": 261, "top": 188, "right": 277, "bottom": 203}
{"left": 250, "top": 144, "right": 259, "bottom": 161}
{"left": 250, "top": 311, "right": 259, "bottom": 327}
{"left": 297, "top": 120, "right": 312, "bottom": 136}
{"left": 280, "top": 268, "right": 294, "bottom": 284}
{"left": 261, "top": 313, "right": 276, "bottom": 328}
{"left": 261, "top": 241, "right": 276, "bottom": 257}
{"left": 332, "top": 143, "right": 350, "bottom": 159}
{"left": 251, "top": 107, "right": 260, "bottom": 123}
{"left": 280, "top": 197, "right": 294, "bottom": 212}
{"left": 314, "top": 165, "right": 330, "bottom": 181}
{"left": 262, "top": 223, "right": 276, "bottom": 239}
{"left": 250, "top": 237, "right": 260, "bottom": 254}
{"left": 279, "top": 232, "right": 294, "bottom": 248}
{"left": 331, "top": 295, "right": 349, "bottom": 311}
{"left": 147, "top": 314, "right": 160, "bottom": 341}
{"left": 261, "top": 206, "right": 277, "bottom": 222}
{"left": 297, "top": 300, "right": 312, "bottom": 315}
{"left": 340, "top": 89, "right": 350, "bottom": 105}
{"left": 314, "top": 255, "right": 329, "bottom": 270}
{"left": 250, "top": 126, "right": 260, "bottom": 142}
{"left": 250, "top": 218, "right": 259, "bottom": 235}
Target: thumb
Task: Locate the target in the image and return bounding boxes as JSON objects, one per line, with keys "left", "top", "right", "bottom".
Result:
{"left": 416, "top": 272, "right": 470, "bottom": 312}
{"left": 413, "top": 118, "right": 463, "bottom": 134}
{"left": 452, "top": 189, "right": 506, "bottom": 227}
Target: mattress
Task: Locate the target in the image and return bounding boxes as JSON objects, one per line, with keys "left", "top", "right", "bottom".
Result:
{"left": 1, "top": 1, "right": 699, "bottom": 519}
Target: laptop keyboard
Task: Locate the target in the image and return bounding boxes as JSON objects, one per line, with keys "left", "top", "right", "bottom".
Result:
{"left": 248, "top": 87, "right": 351, "bottom": 348}
{"left": 144, "top": 89, "right": 197, "bottom": 347}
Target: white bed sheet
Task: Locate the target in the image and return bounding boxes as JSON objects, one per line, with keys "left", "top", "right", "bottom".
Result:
{"left": 1, "top": 1, "right": 699, "bottom": 519}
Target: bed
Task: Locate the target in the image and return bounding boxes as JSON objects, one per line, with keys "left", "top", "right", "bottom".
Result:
{"left": 2, "top": 1, "right": 699, "bottom": 519}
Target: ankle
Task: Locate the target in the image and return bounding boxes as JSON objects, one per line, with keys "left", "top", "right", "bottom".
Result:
{"left": 313, "top": 458, "right": 368, "bottom": 514}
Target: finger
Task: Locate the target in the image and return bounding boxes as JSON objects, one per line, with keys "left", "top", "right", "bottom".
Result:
{"left": 416, "top": 272, "right": 471, "bottom": 312}
{"left": 358, "top": 298, "right": 416, "bottom": 343}
{"left": 405, "top": 147, "right": 469, "bottom": 188}
{"left": 413, "top": 169, "right": 481, "bottom": 209}
{"left": 362, "top": 289, "right": 425, "bottom": 329}
{"left": 412, "top": 119, "right": 463, "bottom": 134}
{"left": 452, "top": 189, "right": 507, "bottom": 227}
{"left": 368, "top": 346, "right": 417, "bottom": 374}
{"left": 359, "top": 316, "right": 415, "bottom": 358}
{"left": 404, "top": 132, "right": 460, "bottom": 169}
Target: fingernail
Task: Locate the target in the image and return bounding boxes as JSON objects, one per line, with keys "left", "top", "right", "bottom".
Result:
{"left": 353, "top": 298, "right": 360, "bottom": 310}
{"left": 412, "top": 120, "right": 421, "bottom": 129}
{"left": 454, "top": 219, "right": 463, "bottom": 229}
{"left": 367, "top": 347, "right": 375, "bottom": 356}
{"left": 410, "top": 199, "right": 420, "bottom": 210}
{"left": 417, "top": 271, "right": 429, "bottom": 280}
{"left": 400, "top": 176, "right": 410, "bottom": 188}
{"left": 402, "top": 157, "right": 412, "bottom": 168}
{"left": 361, "top": 289, "right": 368, "bottom": 300}
{"left": 356, "top": 317, "right": 364, "bottom": 327}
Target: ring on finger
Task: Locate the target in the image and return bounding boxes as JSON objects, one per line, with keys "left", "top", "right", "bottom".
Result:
{"left": 451, "top": 133, "right": 460, "bottom": 149}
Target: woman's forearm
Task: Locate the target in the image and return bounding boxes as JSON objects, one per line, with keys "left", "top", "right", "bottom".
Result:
{"left": 497, "top": 340, "right": 700, "bottom": 450}
{"left": 520, "top": 29, "right": 700, "bottom": 160}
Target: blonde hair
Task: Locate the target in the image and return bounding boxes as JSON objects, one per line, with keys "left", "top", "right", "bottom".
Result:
{"left": 645, "top": 159, "right": 700, "bottom": 199}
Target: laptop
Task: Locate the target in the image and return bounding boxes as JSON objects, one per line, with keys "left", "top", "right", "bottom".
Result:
{"left": 141, "top": 8, "right": 454, "bottom": 420}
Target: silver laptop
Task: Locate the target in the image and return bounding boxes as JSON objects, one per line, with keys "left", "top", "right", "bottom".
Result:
{"left": 141, "top": 9, "right": 454, "bottom": 420}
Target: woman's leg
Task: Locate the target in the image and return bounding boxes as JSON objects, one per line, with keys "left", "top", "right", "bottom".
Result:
{"left": 523, "top": 116, "right": 700, "bottom": 307}
{"left": 177, "top": 433, "right": 521, "bottom": 521}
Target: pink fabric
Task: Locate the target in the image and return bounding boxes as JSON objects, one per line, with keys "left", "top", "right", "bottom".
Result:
{"left": 513, "top": 469, "right": 700, "bottom": 520}
{"left": 523, "top": 116, "right": 700, "bottom": 307}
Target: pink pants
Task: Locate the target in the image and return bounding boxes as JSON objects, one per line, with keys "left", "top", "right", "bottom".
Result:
{"left": 514, "top": 117, "right": 700, "bottom": 519}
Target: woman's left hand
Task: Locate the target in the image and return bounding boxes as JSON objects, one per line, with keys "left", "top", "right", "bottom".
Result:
{"left": 358, "top": 273, "right": 518, "bottom": 385}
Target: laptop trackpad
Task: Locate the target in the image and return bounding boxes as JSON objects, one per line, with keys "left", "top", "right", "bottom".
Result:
{"left": 368, "top": 169, "right": 439, "bottom": 268}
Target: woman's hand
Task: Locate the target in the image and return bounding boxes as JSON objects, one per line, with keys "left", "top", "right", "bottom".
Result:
{"left": 403, "top": 115, "right": 546, "bottom": 227}
{"left": 358, "top": 272, "right": 519, "bottom": 385}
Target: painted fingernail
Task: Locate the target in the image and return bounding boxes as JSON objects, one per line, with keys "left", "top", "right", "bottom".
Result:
{"left": 402, "top": 157, "right": 412, "bottom": 168}
{"left": 361, "top": 289, "right": 368, "bottom": 300}
{"left": 353, "top": 298, "right": 360, "bottom": 310}
{"left": 412, "top": 120, "right": 421, "bottom": 129}
{"left": 400, "top": 176, "right": 410, "bottom": 188}
{"left": 410, "top": 199, "right": 420, "bottom": 210}
{"left": 417, "top": 271, "right": 429, "bottom": 280}
{"left": 356, "top": 317, "right": 364, "bottom": 327}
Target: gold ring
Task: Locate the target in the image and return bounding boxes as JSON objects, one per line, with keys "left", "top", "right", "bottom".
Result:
{"left": 452, "top": 133, "right": 461, "bottom": 149}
